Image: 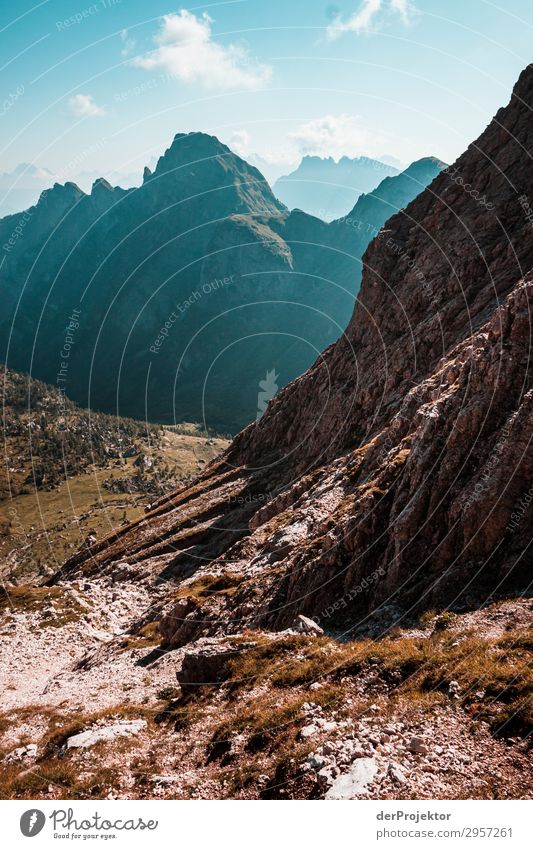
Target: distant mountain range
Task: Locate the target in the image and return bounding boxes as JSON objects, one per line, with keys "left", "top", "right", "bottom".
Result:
{"left": 0, "top": 133, "right": 444, "bottom": 432}
{"left": 0, "top": 162, "right": 144, "bottom": 217}
{"left": 273, "top": 155, "right": 400, "bottom": 220}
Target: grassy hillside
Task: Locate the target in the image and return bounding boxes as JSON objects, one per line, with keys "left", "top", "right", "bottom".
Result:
{"left": 0, "top": 365, "right": 229, "bottom": 580}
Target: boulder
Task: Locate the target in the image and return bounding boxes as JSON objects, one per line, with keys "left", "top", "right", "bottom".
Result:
{"left": 159, "top": 597, "right": 200, "bottom": 647}
{"left": 7, "top": 744, "right": 38, "bottom": 762}
{"left": 159, "top": 595, "right": 228, "bottom": 648}
{"left": 110, "top": 562, "right": 137, "bottom": 583}
{"left": 317, "top": 766, "right": 336, "bottom": 789}
{"left": 325, "top": 758, "right": 379, "bottom": 799}
{"left": 176, "top": 637, "right": 256, "bottom": 695}
{"left": 305, "top": 753, "right": 327, "bottom": 770}
{"left": 299, "top": 724, "right": 319, "bottom": 739}
{"left": 292, "top": 615, "right": 324, "bottom": 635}
{"left": 408, "top": 736, "right": 429, "bottom": 755}
{"left": 388, "top": 762, "right": 408, "bottom": 785}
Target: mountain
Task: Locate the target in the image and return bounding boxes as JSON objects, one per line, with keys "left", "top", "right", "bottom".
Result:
{"left": 273, "top": 155, "right": 399, "bottom": 220}
{"left": 3, "top": 66, "right": 532, "bottom": 805}
{"left": 59, "top": 64, "right": 533, "bottom": 627}
{"left": 0, "top": 162, "right": 149, "bottom": 218}
{"left": 328, "top": 156, "right": 445, "bottom": 290}
{"left": 0, "top": 135, "right": 441, "bottom": 433}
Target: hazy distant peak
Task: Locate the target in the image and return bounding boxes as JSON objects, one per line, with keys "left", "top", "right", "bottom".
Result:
{"left": 273, "top": 154, "right": 399, "bottom": 220}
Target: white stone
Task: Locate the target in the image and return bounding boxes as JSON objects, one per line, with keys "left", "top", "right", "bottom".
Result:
{"left": 299, "top": 724, "right": 319, "bottom": 739}
{"left": 150, "top": 775, "right": 180, "bottom": 785}
{"left": 389, "top": 762, "right": 408, "bottom": 785}
{"left": 325, "top": 758, "right": 378, "bottom": 799}
{"left": 292, "top": 615, "right": 324, "bottom": 635}
{"left": 307, "top": 754, "right": 326, "bottom": 770}
{"left": 448, "top": 680, "right": 461, "bottom": 698}
{"left": 66, "top": 720, "right": 147, "bottom": 749}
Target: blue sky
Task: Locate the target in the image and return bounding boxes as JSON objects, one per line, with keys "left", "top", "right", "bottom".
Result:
{"left": 1, "top": 0, "right": 533, "bottom": 193}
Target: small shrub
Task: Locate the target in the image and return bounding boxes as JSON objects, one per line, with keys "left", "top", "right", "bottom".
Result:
{"left": 434, "top": 611, "right": 458, "bottom": 631}
{"left": 174, "top": 573, "right": 242, "bottom": 600}
{"left": 156, "top": 686, "right": 180, "bottom": 701}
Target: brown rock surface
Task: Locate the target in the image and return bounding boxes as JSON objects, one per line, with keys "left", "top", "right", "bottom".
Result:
{"left": 52, "top": 66, "right": 533, "bottom": 640}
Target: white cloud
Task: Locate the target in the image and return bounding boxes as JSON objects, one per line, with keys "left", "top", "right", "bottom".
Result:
{"left": 228, "top": 129, "right": 251, "bottom": 158}
{"left": 68, "top": 93, "right": 106, "bottom": 118}
{"left": 327, "top": 0, "right": 381, "bottom": 37}
{"left": 120, "top": 28, "right": 136, "bottom": 57}
{"left": 390, "top": 0, "right": 411, "bottom": 21}
{"left": 326, "top": 0, "right": 415, "bottom": 39}
{"left": 132, "top": 11, "right": 272, "bottom": 91}
{"left": 289, "top": 114, "right": 377, "bottom": 160}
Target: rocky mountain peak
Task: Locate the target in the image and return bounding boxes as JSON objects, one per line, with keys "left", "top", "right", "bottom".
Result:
{"left": 91, "top": 177, "right": 113, "bottom": 194}
{"left": 37, "top": 180, "right": 85, "bottom": 209}
{"left": 153, "top": 131, "right": 230, "bottom": 174}
{"left": 397, "top": 156, "right": 447, "bottom": 182}
{"left": 56, "top": 65, "right": 533, "bottom": 641}
{"left": 508, "top": 61, "right": 533, "bottom": 101}
{"left": 147, "top": 130, "right": 283, "bottom": 217}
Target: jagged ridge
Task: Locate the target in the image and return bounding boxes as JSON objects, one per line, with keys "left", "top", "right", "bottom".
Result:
{"left": 53, "top": 67, "right": 533, "bottom": 646}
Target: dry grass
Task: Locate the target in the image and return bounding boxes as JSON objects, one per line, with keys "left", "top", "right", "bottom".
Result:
{"left": 219, "top": 627, "right": 533, "bottom": 736}
{"left": 211, "top": 685, "right": 344, "bottom": 750}
{"left": 158, "top": 698, "right": 209, "bottom": 732}
{"left": 0, "top": 585, "right": 86, "bottom": 627}
{"left": 174, "top": 572, "right": 243, "bottom": 601}
{"left": 0, "top": 704, "right": 157, "bottom": 800}
{"left": 120, "top": 620, "right": 161, "bottom": 650}
{"left": 225, "top": 634, "right": 338, "bottom": 689}
{"left": 0, "top": 757, "right": 124, "bottom": 800}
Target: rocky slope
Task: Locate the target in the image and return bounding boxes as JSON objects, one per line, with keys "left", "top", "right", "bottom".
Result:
{"left": 55, "top": 65, "right": 533, "bottom": 628}
{"left": 1, "top": 135, "right": 440, "bottom": 433}
{"left": 1, "top": 67, "right": 531, "bottom": 803}
{"left": 0, "top": 580, "right": 531, "bottom": 800}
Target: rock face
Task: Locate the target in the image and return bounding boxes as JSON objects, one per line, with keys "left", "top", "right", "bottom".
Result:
{"left": 53, "top": 68, "right": 533, "bottom": 637}
{"left": 0, "top": 135, "right": 439, "bottom": 433}
{"left": 176, "top": 637, "right": 257, "bottom": 694}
